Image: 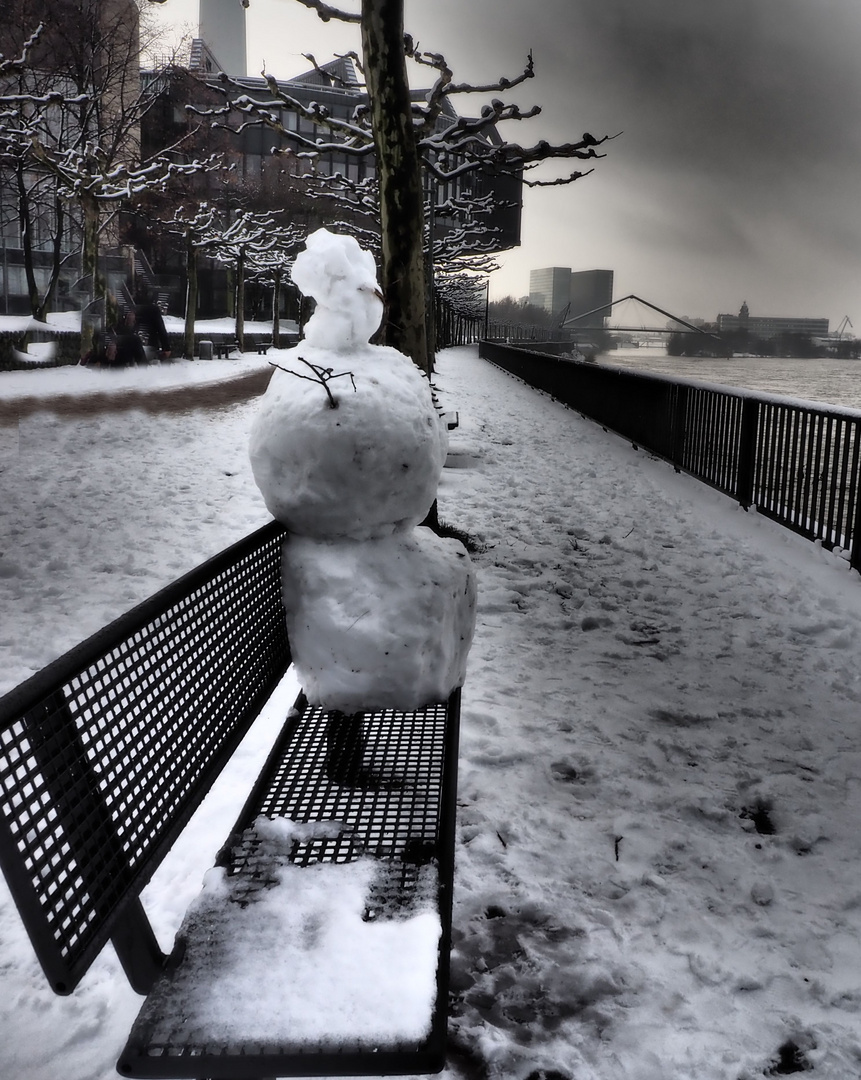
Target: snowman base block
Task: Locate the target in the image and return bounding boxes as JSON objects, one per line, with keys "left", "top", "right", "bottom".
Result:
{"left": 282, "top": 529, "right": 477, "bottom": 715}
{"left": 121, "top": 689, "right": 461, "bottom": 1078}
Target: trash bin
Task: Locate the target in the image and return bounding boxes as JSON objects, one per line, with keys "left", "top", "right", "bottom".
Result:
{"left": 199, "top": 340, "right": 213, "bottom": 361}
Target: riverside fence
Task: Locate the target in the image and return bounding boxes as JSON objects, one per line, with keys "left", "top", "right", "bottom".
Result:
{"left": 480, "top": 341, "right": 861, "bottom": 574}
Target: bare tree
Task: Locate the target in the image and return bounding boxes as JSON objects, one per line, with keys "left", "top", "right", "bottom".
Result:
{"left": 200, "top": 209, "right": 302, "bottom": 352}
{"left": 161, "top": 201, "right": 221, "bottom": 357}
{"left": 0, "top": 25, "right": 86, "bottom": 319}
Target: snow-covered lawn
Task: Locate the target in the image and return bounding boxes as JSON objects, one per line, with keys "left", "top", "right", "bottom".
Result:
{"left": 0, "top": 352, "right": 273, "bottom": 403}
{"left": 2, "top": 346, "right": 861, "bottom": 1078}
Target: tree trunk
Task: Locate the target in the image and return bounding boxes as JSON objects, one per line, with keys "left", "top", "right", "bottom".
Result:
{"left": 184, "top": 232, "right": 198, "bottom": 359}
{"left": 235, "top": 250, "right": 246, "bottom": 352}
{"left": 37, "top": 197, "right": 66, "bottom": 324}
{"left": 80, "top": 194, "right": 101, "bottom": 359}
{"left": 361, "top": 0, "right": 429, "bottom": 374}
{"left": 424, "top": 187, "right": 437, "bottom": 365}
{"left": 272, "top": 268, "right": 281, "bottom": 348}
{"left": 17, "top": 163, "right": 41, "bottom": 319}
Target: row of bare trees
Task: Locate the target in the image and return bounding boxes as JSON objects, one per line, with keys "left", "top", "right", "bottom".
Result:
{"left": 0, "top": 0, "right": 612, "bottom": 367}
{"left": 0, "top": 1, "right": 218, "bottom": 354}
{"left": 205, "top": 0, "right": 613, "bottom": 371}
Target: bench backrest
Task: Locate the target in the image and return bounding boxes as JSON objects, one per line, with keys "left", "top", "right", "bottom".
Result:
{"left": 0, "top": 521, "right": 290, "bottom": 993}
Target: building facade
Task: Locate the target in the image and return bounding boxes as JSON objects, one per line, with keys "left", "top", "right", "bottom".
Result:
{"left": 529, "top": 266, "right": 614, "bottom": 325}
{"left": 568, "top": 269, "right": 614, "bottom": 326}
{"left": 529, "top": 267, "right": 571, "bottom": 314}
{"left": 717, "top": 302, "right": 829, "bottom": 341}
{"left": 199, "top": 0, "right": 247, "bottom": 77}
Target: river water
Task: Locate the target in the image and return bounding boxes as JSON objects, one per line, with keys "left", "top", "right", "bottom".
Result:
{"left": 595, "top": 348, "right": 861, "bottom": 412}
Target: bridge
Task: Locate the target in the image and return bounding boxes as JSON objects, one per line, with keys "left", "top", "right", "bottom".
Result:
{"left": 561, "top": 294, "right": 721, "bottom": 339}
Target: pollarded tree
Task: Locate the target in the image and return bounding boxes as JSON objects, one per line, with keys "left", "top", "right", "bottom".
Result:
{"left": 245, "top": 226, "right": 306, "bottom": 348}
{"left": 161, "top": 201, "right": 222, "bottom": 357}
{"left": 201, "top": 209, "right": 303, "bottom": 352}
{"left": 162, "top": 203, "right": 303, "bottom": 355}
{"left": 29, "top": 139, "right": 209, "bottom": 353}
{"left": 303, "top": 172, "right": 502, "bottom": 357}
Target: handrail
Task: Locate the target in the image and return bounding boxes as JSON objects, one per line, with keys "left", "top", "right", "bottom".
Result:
{"left": 479, "top": 341, "right": 861, "bottom": 574}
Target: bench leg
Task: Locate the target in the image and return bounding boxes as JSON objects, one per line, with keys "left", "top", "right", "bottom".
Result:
{"left": 324, "top": 711, "right": 368, "bottom": 786}
{"left": 111, "top": 897, "right": 167, "bottom": 995}
{"left": 324, "top": 711, "right": 402, "bottom": 790}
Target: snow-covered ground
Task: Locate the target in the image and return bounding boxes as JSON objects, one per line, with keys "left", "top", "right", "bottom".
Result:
{"left": 0, "top": 352, "right": 273, "bottom": 402}
{"left": 3, "top": 346, "right": 861, "bottom": 1078}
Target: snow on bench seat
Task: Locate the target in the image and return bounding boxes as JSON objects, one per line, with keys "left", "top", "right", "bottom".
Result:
{"left": 118, "top": 692, "right": 460, "bottom": 1079}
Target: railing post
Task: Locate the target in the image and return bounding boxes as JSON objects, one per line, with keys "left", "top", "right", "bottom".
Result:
{"left": 671, "top": 385, "right": 688, "bottom": 472}
{"left": 736, "top": 397, "right": 759, "bottom": 509}
{"left": 850, "top": 480, "right": 861, "bottom": 575}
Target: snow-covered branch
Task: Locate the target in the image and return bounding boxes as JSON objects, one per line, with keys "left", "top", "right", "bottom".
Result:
{"left": 0, "top": 23, "right": 44, "bottom": 77}
{"left": 189, "top": 74, "right": 375, "bottom": 159}
{"left": 204, "top": 39, "right": 612, "bottom": 197}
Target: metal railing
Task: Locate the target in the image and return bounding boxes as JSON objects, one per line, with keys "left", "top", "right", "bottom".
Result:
{"left": 480, "top": 341, "right": 861, "bottom": 573}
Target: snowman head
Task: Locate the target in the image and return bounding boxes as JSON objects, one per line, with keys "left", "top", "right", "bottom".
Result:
{"left": 292, "top": 229, "right": 384, "bottom": 351}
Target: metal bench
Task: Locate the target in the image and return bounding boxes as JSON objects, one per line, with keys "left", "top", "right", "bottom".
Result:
{"left": 0, "top": 520, "right": 461, "bottom": 1078}
{"left": 212, "top": 339, "right": 271, "bottom": 358}
{"left": 213, "top": 340, "right": 240, "bottom": 358}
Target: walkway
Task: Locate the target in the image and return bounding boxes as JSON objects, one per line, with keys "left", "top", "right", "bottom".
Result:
{"left": 434, "top": 347, "right": 861, "bottom": 1079}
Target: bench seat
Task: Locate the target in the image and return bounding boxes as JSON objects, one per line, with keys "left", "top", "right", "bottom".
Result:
{"left": 119, "top": 692, "right": 460, "bottom": 1079}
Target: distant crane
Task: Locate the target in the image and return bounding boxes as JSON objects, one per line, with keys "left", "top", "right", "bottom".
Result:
{"left": 836, "top": 315, "right": 854, "bottom": 340}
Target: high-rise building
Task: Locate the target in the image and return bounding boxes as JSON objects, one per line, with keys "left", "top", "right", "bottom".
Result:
{"left": 568, "top": 270, "right": 614, "bottom": 326}
{"left": 199, "top": 0, "right": 247, "bottom": 77}
{"left": 529, "top": 267, "right": 614, "bottom": 325}
{"left": 529, "top": 267, "right": 571, "bottom": 314}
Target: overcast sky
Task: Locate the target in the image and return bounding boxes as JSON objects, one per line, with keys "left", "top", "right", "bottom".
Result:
{"left": 150, "top": 0, "right": 861, "bottom": 328}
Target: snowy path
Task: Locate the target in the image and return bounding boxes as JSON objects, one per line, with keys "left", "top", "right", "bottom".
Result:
{"left": 1, "top": 346, "right": 861, "bottom": 1078}
{"left": 436, "top": 350, "right": 861, "bottom": 1079}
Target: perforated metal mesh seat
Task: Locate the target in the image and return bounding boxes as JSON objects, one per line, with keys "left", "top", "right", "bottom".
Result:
{"left": 118, "top": 692, "right": 460, "bottom": 1079}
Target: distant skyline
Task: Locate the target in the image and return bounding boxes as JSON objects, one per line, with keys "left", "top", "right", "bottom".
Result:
{"left": 148, "top": 0, "right": 861, "bottom": 329}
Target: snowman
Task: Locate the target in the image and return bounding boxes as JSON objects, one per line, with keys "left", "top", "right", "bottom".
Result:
{"left": 249, "top": 229, "right": 476, "bottom": 715}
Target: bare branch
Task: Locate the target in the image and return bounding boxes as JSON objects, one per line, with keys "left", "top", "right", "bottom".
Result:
{"left": 521, "top": 168, "right": 595, "bottom": 188}
{"left": 289, "top": 0, "right": 361, "bottom": 23}
{"left": 271, "top": 357, "right": 357, "bottom": 409}
{"left": 411, "top": 47, "right": 535, "bottom": 101}
{"left": 191, "top": 74, "right": 375, "bottom": 156}
{"left": 299, "top": 51, "right": 365, "bottom": 86}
